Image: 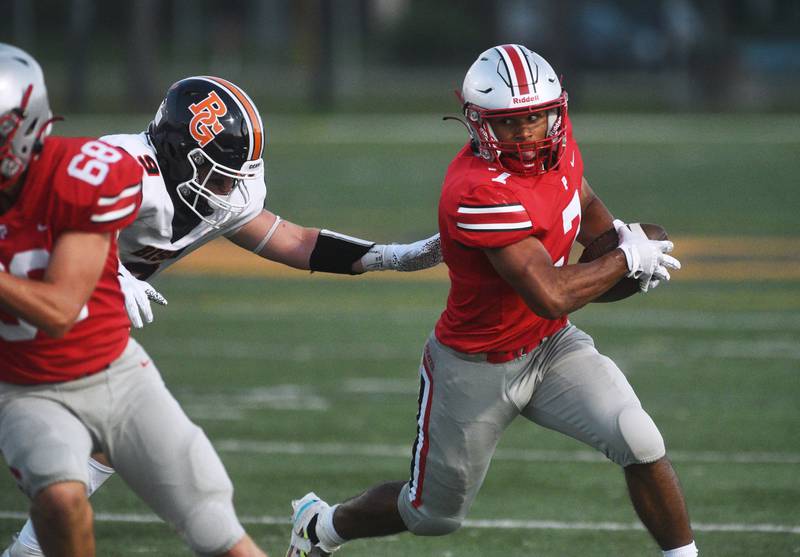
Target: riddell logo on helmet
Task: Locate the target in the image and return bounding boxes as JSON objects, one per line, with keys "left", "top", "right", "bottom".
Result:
{"left": 188, "top": 91, "right": 228, "bottom": 147}
{"left": 512, "top": 95, "right": 540, "bottom": 104}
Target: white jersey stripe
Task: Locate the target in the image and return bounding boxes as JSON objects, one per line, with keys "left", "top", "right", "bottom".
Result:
{"left": 91, "top": 203, "right": 137, "bottom": 223}
{"left": 97, "top": 184, "right": 142, "bottom": 206}
{"left": 457, "top": 205, "right": 525, "bottom": 214}
{"left": 457, "top": 221, "right": 532, "bottom": 230}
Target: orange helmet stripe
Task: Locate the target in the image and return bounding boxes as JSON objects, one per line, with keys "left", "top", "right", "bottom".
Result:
{"left": 204, "top": 76, "right": 264, "bottom": 160}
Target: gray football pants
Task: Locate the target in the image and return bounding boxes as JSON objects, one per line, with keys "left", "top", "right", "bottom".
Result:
{"left": 0, "top": 338, "right": 245, "bottom": 555}
{"left": 397, "top": 324, "right": 665, "bottom": 536}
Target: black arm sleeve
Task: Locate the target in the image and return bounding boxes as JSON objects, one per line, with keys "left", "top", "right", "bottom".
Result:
{"left": 309, "top": 229, "right": 375, "bottom": 274}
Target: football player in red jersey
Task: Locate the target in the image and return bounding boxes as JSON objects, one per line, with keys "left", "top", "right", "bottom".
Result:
{"left": 3, "top": 74, "right": 442, "bottom": 557}
{"left": 0, "top": 44, "right": 269, "bottom": 557}
{"left": 285, "top": 45, "right": 696, "bottom": 557}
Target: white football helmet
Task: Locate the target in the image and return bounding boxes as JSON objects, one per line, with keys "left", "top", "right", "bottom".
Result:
{"left": 460, "top": 44, "right": 567, "bottom": 176}
{"left": 0, "top": 43, "right": 52, "bottom": 190}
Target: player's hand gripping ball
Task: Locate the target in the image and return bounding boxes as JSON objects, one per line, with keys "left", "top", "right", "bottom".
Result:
{"left": 578, "top": 223, "right": 669, "bottom": 302}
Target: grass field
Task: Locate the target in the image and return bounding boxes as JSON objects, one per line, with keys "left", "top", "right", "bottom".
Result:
{"left": 0, "top": 114, "right": 798, "bottom": 555}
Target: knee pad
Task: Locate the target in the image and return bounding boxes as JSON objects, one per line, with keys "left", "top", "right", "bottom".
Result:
{"left": 616, "top": 406, "right": 665, "bottom": 465}
{"left": 406, "top": 514, "right": 463, "bottom": 536}
{"left": 398, "top": 484, "right": 463, "bottom": 536}
{"left": 181, "top": 500, "right": 245, "bottom": 556}
{"left": 177, "top": 428, "right": 244, "bottom": 555}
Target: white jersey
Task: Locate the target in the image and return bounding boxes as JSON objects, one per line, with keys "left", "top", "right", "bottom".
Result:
{"left": 102, "top": 133, "right": 266, "bottom": 279}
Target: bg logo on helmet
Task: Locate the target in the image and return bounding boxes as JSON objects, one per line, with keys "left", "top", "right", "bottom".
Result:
{"left": 188, "top": 91, "right": 228, "bottom": 147}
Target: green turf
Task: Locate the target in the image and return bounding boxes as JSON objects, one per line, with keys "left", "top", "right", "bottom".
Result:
{"left": 0, "top": 114, "right": 797, "bottom": 555}
{"left": 2, "top": 278, "right": 797, "bottom": 555}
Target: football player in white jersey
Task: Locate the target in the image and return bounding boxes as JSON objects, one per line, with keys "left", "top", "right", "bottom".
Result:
{"left": 2, "top": 76, "right": 440, "bottom": 557}
{"left": 113, "top": 76, "right": 441, "bottom": 327}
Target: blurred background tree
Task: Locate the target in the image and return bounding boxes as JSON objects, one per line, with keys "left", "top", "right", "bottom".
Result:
{"left": 2, "top": 0, "right": 799, "bottom": 113}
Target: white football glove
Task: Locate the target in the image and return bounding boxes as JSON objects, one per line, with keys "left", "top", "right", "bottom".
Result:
{"left": 645, "top": 264, "right": 673, "bottom": 292}
{"left": 360, "top": 233, "right": 442, "bottom": 272}
{"left": 613, "top": 220, "right": 681, "bottom": 293}
{"left": 117, "top": 262, "right": 168, "bottom": 328}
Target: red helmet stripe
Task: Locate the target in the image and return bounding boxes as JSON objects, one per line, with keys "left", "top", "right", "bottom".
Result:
{"left": 204, "top": 76, "right": 264, "bottom": 160}
{"left": 19, "top": 84, "right": 33, "bottom": 112}
{"left": 500, "top": 44, "right": 531, "bottom": 95}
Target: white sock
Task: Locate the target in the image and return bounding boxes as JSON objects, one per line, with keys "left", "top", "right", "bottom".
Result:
{"left": 87, "top": 456, "right": 115, "bottom": 493}
{"left": 663, "top": 541, "right": 698, "bottom": 557}
{"left": 14, "top": 520, "right": 41, "bottom": 554}
{"left": 315, "top": 504, "right": 346, "bottom": 550}
{"left": 14, "top": 458, "right": 115, "bottom": 555}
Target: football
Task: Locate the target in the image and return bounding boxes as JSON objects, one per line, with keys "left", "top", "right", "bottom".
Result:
{"left": 578, "top": 223, "right": 669, "bottom": 303}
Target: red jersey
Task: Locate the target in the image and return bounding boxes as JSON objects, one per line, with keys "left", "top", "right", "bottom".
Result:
{"left": 0, "top": 137, "right": 143, "bottom": 384}
{"left": 435, "top": 116, "right": 584, "bottom": 354}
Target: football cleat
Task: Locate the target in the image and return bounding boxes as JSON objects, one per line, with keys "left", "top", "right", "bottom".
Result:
{"left": 285, "top": 492, "right": 337, "bottom": 557}
{"left": 1, "top": 534, "right": 42, "bottom": 557}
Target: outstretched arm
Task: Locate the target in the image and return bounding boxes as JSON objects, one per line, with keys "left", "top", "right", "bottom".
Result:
{"left": 229, "top": 210, "right": 320, "bottom": 269}
{"left": 228, "top": 209, "right": 441, "bottom": 274}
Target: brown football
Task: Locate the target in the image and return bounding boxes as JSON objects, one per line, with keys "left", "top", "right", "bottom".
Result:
{"left": 578, "top": 223, "right": 669, "bottom": 303}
